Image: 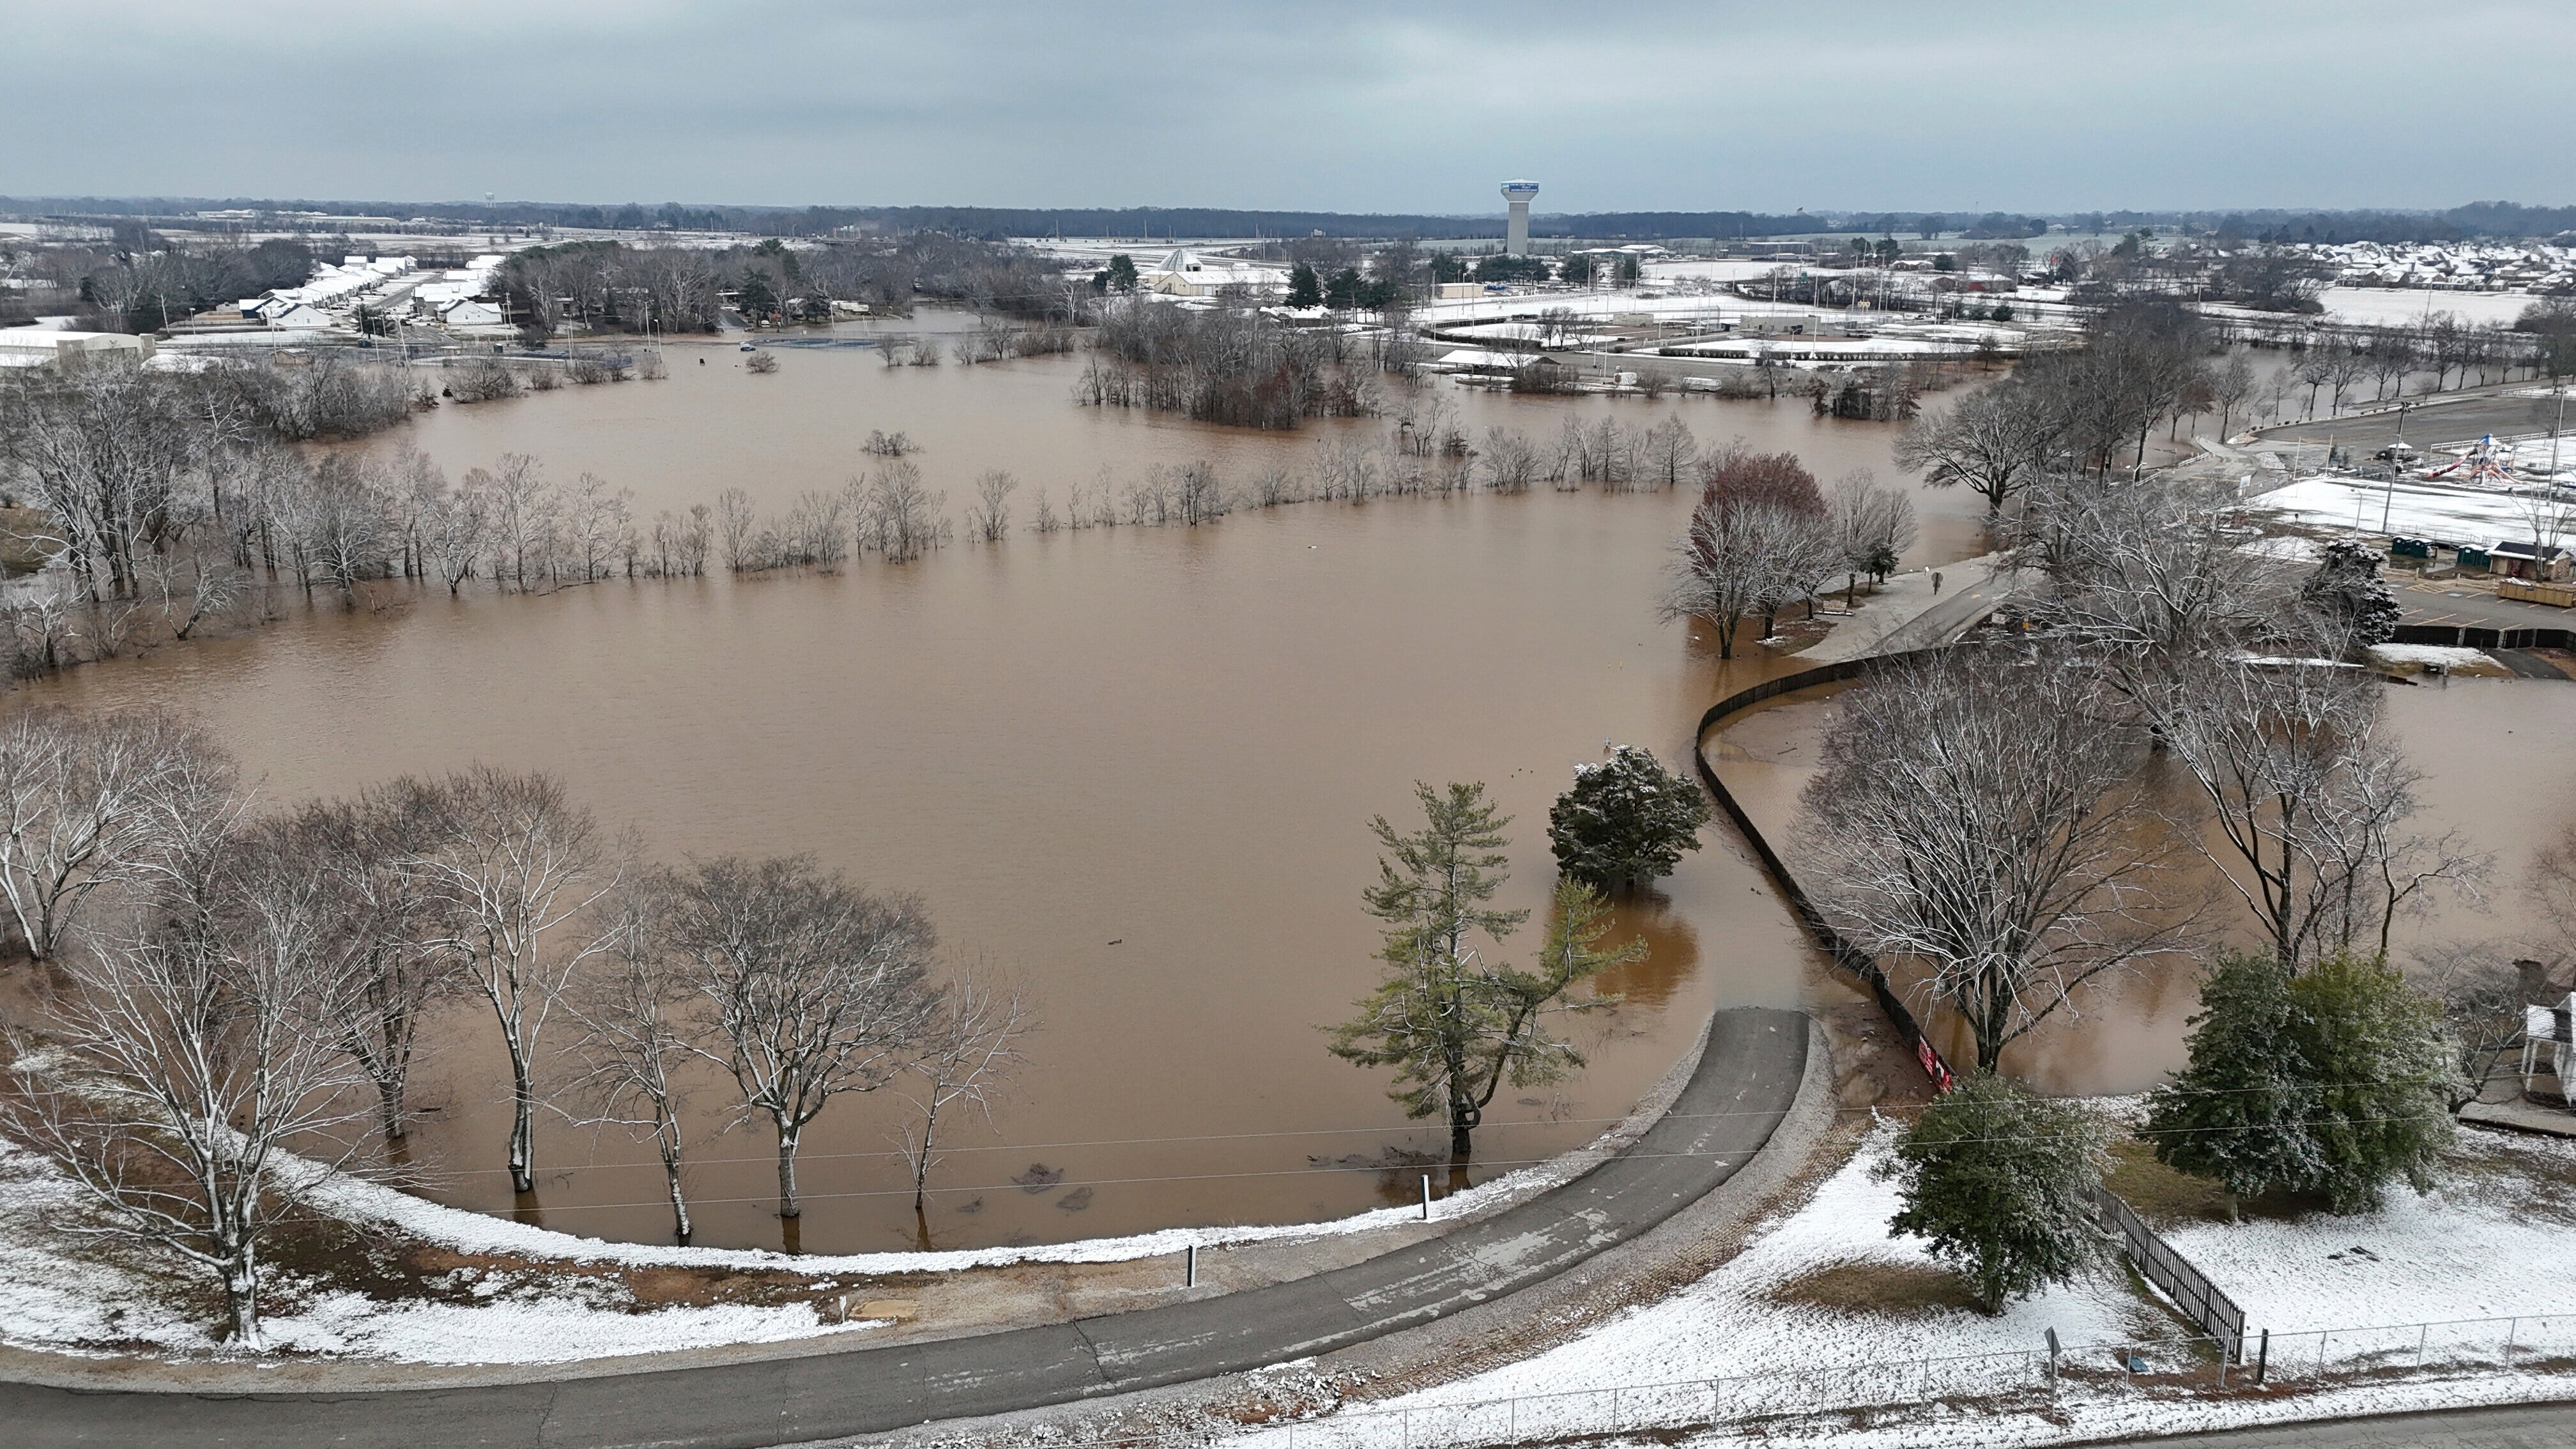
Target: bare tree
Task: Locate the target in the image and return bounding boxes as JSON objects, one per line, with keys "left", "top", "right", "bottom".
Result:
{"left": 862, "top": 461, "right": 947, "bottom": 562}
{"left": 277, "top": 781, "right": 459, "bottom": 1146}
{"left": 668, "top": 855, "right": 939, "bottom": 1219}
{"left": 0, "top": 708, "right": 213, "bottom": 960}
{"left": 891, "top": 971, "right": 1033, "bottom": 1241}
{"left": 716, "top": 486, "right": 757, "bottom": 573}
{"left": 1800, "top": 648, "right": 2188, "bottom": 1071}
{"left": 1173, "top": 461, "right": 1227, "bottom": 525}
{"left": 562, "top": 873, "right": 703, "bottom": 1241}
{"left": 1639, "top": 418, "right": 1699, "bottom": 491}
{"left": 1658, "top": 445, "right": 1836, "bottom": 657}
{"left": 2155, "top": 657, "right": 2486, "bottom": 971}
{"left": 966, "top": 470, "right": 1020, "bottom": 543}
{"left": 1826, "top": 468, "right": 1919, "bottom": 597}
{"left": 1, "top": 827, "right": 373, "bottom": 1346}
{"left": 482, "top": 453, "right": 555, "bottom": 590}
{"left": 406, "top": 768, "right": 617, "bottom": 1194}
{"left": 1892, "top": 381, "right": 2058, "bottom": 515}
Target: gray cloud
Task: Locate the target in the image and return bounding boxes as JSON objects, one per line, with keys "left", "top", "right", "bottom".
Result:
{"left": 6, "top": 0, "right": 2570, "bottom": 212}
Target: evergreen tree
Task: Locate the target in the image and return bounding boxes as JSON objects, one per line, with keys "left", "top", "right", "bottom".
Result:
{"left": 2146, "top": 950, "right": 2457, "bottom": 1215}
{"left": 1286, "top": 261, "right": 1321, "bottom": 309}
{"left": 1876, "top": 1072, "right": 2106, "bottom": 1313}
{"left": 2297, "top": 951, "right": 2457, "bottom": 1211}
{"left": 1546, "top": 745, "right": 1713, "bottom": 892}
{"left": 1327, "top": 786, "right": 1632, "bottom": 1160}
{"left": 1091, "top": 254, "right": 1140, "bottom": 295}
{"left": 2142, "top": 952, "right": 2320, "bottom": 1218}
{"left": 2298, "top": 539, "right": 2400, "bottom": 647}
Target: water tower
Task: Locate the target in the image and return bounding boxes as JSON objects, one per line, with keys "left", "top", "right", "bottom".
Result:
{"left": 1501, "top": 180, "right": 1539, "bottom": 256}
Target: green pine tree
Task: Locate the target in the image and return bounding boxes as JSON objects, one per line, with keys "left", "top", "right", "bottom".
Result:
{"left": 1327, "top": 786, "right": 1632, "bottom": 1160}
{"left": 2146, "top": 951, "right": 2457, "bottom": 1215}
{"left": 1286, "top": 261, "right": 1321, "bottom": 309}
{"left": 1546, "top": 746, "right": 1713, "bottom": 892}
{"left": 2296, "top": 952, "right": 2457, "bottom": 1212}
{"left": 1876, "top": 1072, "right": 2106, "bottom": 1313}
{"left": 2143, "top": 952, "right": 2320, "bottom": 1218}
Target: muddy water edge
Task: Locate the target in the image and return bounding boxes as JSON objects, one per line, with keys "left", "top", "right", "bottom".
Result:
{"left": 15, "top": 320, "right": 2000, "bottom": 1254}
{"left": 1709, "top": 676, "right": 2576, "bottom": 1092}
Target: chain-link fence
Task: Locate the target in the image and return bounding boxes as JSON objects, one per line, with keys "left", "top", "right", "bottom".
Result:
{"left": 1239, "top": 1314, "right": 2576, "bottom": 1449}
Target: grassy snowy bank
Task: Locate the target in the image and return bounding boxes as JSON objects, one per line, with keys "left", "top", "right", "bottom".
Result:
{"left": 1251, "top": 1116, "right": 2576, "bottom": 1449}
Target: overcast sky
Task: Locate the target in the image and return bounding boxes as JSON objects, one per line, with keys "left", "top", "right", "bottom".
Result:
{"left": 8, "top": 0, "right": 2571, "bottom": 215}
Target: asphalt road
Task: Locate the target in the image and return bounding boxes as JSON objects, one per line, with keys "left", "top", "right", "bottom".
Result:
{"left": 3, "top": 1010, "right": 1811, "bottom": 1449}
{"left": 2260, "top": 385, "right": 2569, "bottom": 455}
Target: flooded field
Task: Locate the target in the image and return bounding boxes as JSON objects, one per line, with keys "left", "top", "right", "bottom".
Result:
{"left": 1708, "top": 675, "right": 2576, "bottom": 1092}
{"left": 21, "top": 324, "right": 2004, "bottom": 1255}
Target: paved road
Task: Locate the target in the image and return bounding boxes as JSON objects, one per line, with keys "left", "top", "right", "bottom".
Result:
{"left": 2395, "top": 580, "right": 2576, "bottom": 636}
{"left": 2, "top": 1010, "right": 1811, "bottom": 1448}
{"left": 2126, "top": 1400, "right": 2576, "bottom": 1448}
{"left": 2260, "top": 386, "right": 2568, "bottom": 455}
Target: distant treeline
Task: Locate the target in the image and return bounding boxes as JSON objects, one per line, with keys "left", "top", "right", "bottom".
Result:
{"left": 8, "top": 198, "right": 2573, "bottom": 245}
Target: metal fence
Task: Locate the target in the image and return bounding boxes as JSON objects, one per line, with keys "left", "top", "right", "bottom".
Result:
{"left": 1241, "top": 1315, "right": 2576, "bottom": 1449}
{"left": 2091, "top": 1184, "right": 2246, "bottom": 1361}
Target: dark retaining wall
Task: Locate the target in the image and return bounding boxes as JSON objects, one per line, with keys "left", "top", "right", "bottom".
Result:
{"left": 2390, "top": 623, "right": 2575, "bottom": 650}
{"left": 1690, "top": 655, "right": 1957, "bottom": 1088}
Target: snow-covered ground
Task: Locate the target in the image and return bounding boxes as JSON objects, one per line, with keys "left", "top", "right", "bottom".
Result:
{"left": 0, "top": 1110, "right": 1599, "bottom": 1363}
{"left": 0, "top": 1138, "right": 882, "bottom": 1363}
{"left": 1254, "top": 1123, "right": 2576, "bottom": 1449}
{"left": 2319, "top": 286, "right": 2545, "bottom": 330}
{"left": 2246, "top": 475, "right": 2563, "bottom": 543}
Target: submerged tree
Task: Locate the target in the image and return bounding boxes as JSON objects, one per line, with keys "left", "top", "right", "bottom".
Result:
{"left": 668, "top": 855, "right": 939, "bottom": 1220}
{"left": 408, "top": 767, "right": 618, "bottom": 1195}
{"left": 1328, "top": 786, "right": 1634, "bottom": 1160}
{"left": 1800, "top": 649, "right": 2188, "bottom": 1071}
{"left": 891, "top": 971, "right": 1034, "bottom": 1243}
{"left": 562, "top": 876, "right": 705, "bottom": 1241}
{"left": 1546, "top": 745, "right": 1712, "bottom": 892}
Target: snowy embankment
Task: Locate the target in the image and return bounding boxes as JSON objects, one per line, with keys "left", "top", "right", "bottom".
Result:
{"left": 1251, "top": 1122, "right": 2576, "bottom": 1449}
{"left": 0, "top": 1119, "right": 1593, "bottom": 1363}
{"left": 0, "top": 1138, "right": 882, "bottom": 1363}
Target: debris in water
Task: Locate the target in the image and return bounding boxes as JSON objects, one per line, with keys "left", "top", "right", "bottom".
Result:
{"left": 1055, "top": 1186, "right": 1094, "bottom": 1213}
{"left": 1013, "top": 1163, "right": 1066, "bottom": 1193}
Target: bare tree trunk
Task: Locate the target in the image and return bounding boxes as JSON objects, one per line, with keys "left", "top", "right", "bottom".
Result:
{"left": 509, "top": 1052, "right": 536, "bottom": 1194}
{"left": 776, "top": 1123, "right": 801, "bottom": 1218}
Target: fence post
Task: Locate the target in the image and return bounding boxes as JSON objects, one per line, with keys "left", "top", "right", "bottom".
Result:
{"left": 1421, "top": 1175, "right": 1431, "bottom": 1221}
{"left": 2255, "top": 1328, "right": 2269, "bottom": 1386}
{"left": 2417, "top": 1322, "right": 2427, "bottom": 1369}
{"left": 2319, "top": 1331, "right": 2329, "bottom": 1379}
{"left": 2505, "top": 1317, "right": 2519, "bottom": 1367}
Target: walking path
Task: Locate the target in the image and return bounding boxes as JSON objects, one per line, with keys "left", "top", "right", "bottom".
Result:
{"left": 1, "top": 1009, "right": 1814, "bottom": 1448}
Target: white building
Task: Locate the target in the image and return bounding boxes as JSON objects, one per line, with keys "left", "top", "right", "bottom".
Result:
{"left": 0, "top": 328, "right": 157, "bottom": 369}
{"left": 438, "top": 298, "right": 506, "bottom": 328}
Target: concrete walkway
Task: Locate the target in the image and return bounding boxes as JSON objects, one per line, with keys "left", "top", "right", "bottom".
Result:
{"left": 1, "top": 1009, "right": 1813, "bottom": 1449}
{"left": 1802, "top": 551, "right": 2014, "bottom": 664}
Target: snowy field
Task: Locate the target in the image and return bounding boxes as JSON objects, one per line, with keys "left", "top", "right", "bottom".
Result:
{"left": 2320, "top": 287, "right": 2544, "bottom": 330}
{"left": 2246, "top": 475, "right": 2564, "bottom": 542}
{"left": 1252, "top": 1122, "right": 2576, "bottom": 1449}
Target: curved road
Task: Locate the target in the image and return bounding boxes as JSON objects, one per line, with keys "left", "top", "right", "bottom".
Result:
{"left": 5, "top": 1009, "right": 1811, "bottom": 1448}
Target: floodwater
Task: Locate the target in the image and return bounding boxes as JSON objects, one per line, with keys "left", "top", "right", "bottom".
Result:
{"left": 1709, "top": 676, "right": 2576, "bottom": 1092}
{"left": 20, "top": 321, "right": 2005, "bottom": 1255}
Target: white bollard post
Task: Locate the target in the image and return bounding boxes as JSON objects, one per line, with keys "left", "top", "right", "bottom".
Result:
{"left": 1186, "top": 1243, "right": 1197, "bottom": 1287}
{"left": 1421, "top": 1174, "right": 1432, "bottom": 1220}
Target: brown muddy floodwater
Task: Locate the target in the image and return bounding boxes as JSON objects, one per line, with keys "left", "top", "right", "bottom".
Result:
{"left": 22, "top": 320, "right": 2002, "bottom": 1255}
{"left": 1710, "top": 676, "right": 2576, "bottom": 1094}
